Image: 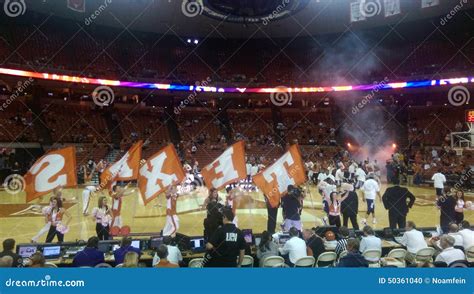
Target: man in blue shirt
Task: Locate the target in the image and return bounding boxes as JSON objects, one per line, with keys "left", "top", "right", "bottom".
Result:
{"left": 337, "top": 238, "right": 369, "bottom": 267}
{"left": 113, "top": 237, "right": 141, "bottom": 265}
{"left": 73, "top": 237, "right": 104, "bottom": 267}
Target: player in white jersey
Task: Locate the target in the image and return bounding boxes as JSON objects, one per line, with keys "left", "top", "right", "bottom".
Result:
{"left": 361, "top": 173, "right": 381, "bottom": 224}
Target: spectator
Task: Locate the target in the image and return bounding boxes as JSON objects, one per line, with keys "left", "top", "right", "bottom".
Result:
{"left": 114, "top": 237, "right": 141, "bottom": 265}
{"left": 337, "top": 239, "right": 368, "bottom": 267}
{"left": 399, "top": 221, "right": 427, "bottom": 263}
{"left": 459, "top": 221, "right": 474, "bottom": 249}
{"left": 0, "top": 239, "right": 22, "bottom": 267}
{"left": 279, "top": 227, "right": 307, "bottom": 266}
{"left": 302, "top": 229, "right": 325, "bottom": 260}
{"left": 340, "top": 183, "right": 359, "bottom": 230}
{"left": 123, "top": 252, "right": 139, "bottom": 268}
{"left": 447, "top": 223, "right": 464, "bottom": 249}
{"left": 256, "top": 231, "right": 279, "bottom": 267}
{"left": 335, "top": 226, "right": 350, "bottom": 256}
{"left": 152, "top": 236, "right": 182, "bottom": 267}
{"left": 434, "top": 235, "right": 466, "bottom": 266}
{"left": 359, "top": 226, "right": 382, "bottom": 257}
{"left": 154, "top": 245, "right": 179, "bottom": 268}
{"left": 0, "top": 256, "right": 13, "bottom": 267}
{"left": 72, "top": 237, "right": 105, "bottom": 267}
{"left": 29, "top": 252, "right": 45, "bottom": 268}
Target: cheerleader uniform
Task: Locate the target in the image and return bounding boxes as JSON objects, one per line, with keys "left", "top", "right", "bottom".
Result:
{"left": 45, "top": 209, "right": 65, "bottom": 243}
{"left": 163, "top": 196, "right": 179, "bottom": 236}
{"left": 455, "top": 199, "right": 465, "bottom": 224}
{"left": 328, "top": 200, "right": 342, "bottom": 227}
{"left": 32, "top": 205, "right": 52, "bottom": 242}
{"left": 82, "top": 183, "right": 96, "bottom": 215}
{"left": 111, "top": 195, "right": 123, "bottom": 228}
{"left": 92, "top": 206, "right": 111, "bottom": 240}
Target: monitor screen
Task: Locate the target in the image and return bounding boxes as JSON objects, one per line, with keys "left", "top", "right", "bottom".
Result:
{"left": 189, "top": 237, "right": 205, "bottom": 251}
{"left": 18, "top": 245, "right": 37, "bottom": 258}
{"left": 112, "top": 244, "right": 120, "bottom": 251}
{"left": 242, "top": 229, "right": 253, "bottom": 244}
{"left": 150, "top": 237, "right": 163, "bottom": 249}
{"left": 42, "top": 246, "right": 61, "bottom": 259}
{"left": 98, "top": 242, "right": 111, "bottom": 253}
{"left": 131, "top": 240, "right": 140, "bottom": 249}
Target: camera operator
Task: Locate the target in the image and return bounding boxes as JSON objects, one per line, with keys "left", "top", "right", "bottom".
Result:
{"left": 281, "top": 185, "right": 303, "bottom": 232}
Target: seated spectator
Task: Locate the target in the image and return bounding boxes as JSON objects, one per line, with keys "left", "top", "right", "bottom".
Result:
{"left": 256, "top": 231, "right": 279, "bottom": 267}
{"left": 29, "top": 252, "right": 45, "bottom": 268}
{"left": 154, "top": 245, "right": 179, "bottom": 268}
{"left": 114, "top": 237, "right": 141, "bottom": 265}
{"left": 399, "top": 221, "right": 427, "bottom": 263}
{"left": 123, "top": 252, "right": 139, "bottom": 268}
{"left": 73, "top": 236, "right": 105, "bottom": 267}
{"left": 459, "top": 221, "right": 474, "bottom": 249}
{"left": 302, "top": 229, "right": 325, "bottom": 260}
{"left": 279, "top": 227, "right": 307, "bottom": 266}
{"left": 335, "top": 226, "right": 350, "bottom": 256}
{"left": 0, "top": 256, "right": 13, "bottom": 267}
{"left": 153, "top": 236, "right": 182, "bottom": 267}
{"left": 435, "top": 235, "right": 466, "bottom": 266}
{"left": 359, "top": 226, "right": 382, "bottom": 260}
{"left": 447, "top": 223, "right": 464, "bottom": 249}
{"left": 337, "top": 238, "right": 368, "bottom": 267}
{"left": 0, "top": 238, "right": 22, "bottom": 267}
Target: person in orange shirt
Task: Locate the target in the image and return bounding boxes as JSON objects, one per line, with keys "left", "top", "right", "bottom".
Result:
{"left": 163, "top": 185, "right": 179, "bottom": 237}
{"left": 154, "top": 245, "right": 179, "bottom": 268}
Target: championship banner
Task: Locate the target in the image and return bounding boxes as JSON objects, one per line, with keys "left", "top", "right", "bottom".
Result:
{"left": 138, "top": 144, "right": 186, "bottom": 205}
{"left": 201, "top": 141, "right": 246, "bottom": 190}
{"left": 253, "top": 144, "right": 306, "bottom": 208}
{"left": 24, "top": 146, "right": 77, "bottom": 202}
{"left": 100, "top": 141, "right": 143, "bottom": 190}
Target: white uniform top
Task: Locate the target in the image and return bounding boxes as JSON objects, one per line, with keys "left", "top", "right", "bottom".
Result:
{"left": 348, "top": 164, "right": 357, "bottom": 174}
{"left": 250, "top": 165, "right": 259, "bottom": 176}
{"left": 335, "top": 169, "right": 344, "bottom": 181}
{"left": 355, "top": 168, "right": 366, "bottom": 182}
{"left": 246, "top": 163, "right": 252, "bottom": 175}
{"left": 431, "top": 173, "right": 446, "bottom": 189}
{"left": 362, "top": 179, "right": 380, "bottom": 200}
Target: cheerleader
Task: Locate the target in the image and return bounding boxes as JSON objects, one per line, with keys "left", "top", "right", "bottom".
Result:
{"left": 31, "top": 187, "right": 63, "bottom": 243}
{"left": 454, "top": 190, "right": 465, "bottom": 224}
{"left": 110, "top": 183, "right": 134, "bottom": 229}
{"left": 202, "top": 188, "right": 222, "bottom": 208}
{"left": 163, "top": 185, "right": 179, "bottom": 237}
{"left": 225, "top": 188, "right": 239, "bottom": 227}
{"left": 82, "top": 165, "right": 96, "bottom": 216}
{"left": 45, "top": 197, "right": 72, "bottom": 243}
{"left": 91, "top": 196, "right": 112, "bottom": 240}
{"left": 324, "top": 191, "right": 349, "bottom": 227}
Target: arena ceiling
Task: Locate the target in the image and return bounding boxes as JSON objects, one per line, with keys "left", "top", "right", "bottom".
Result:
{"left": 20, "top": 0, "right": 474, "bottom": 39}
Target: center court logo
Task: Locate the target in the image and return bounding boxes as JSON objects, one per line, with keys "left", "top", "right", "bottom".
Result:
{"left": 3, "top": 0, "right": 26, "bottom": 17}
{"left": 447, "top": 85, "right": 470, "bottom": 106}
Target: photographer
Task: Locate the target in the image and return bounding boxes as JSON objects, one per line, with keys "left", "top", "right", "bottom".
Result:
{"left": 281, "top": 185, "right": 303, "bottom": 231}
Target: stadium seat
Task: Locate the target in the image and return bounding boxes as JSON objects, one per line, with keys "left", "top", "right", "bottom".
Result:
{"left": 363, "top": 250, "right": 382, "bottom": 267}
{"left": 383, "top": 248, "right": 407, "bottom": 268}
{"left": 414, "top": 247, "right": 436, "bottom": 263}
{"left": 294, "top": 256, "right": 315, "bottom": 267}
{"left": 115, "top": 263, "right": 124, "bottom": 268}
{"left": 262, "top": 256, "right": 285, "bottom": 268}
{"left": 188, "top": 258, "right": 204, "bottom": 268}
{"left": 465, "top": 245, "right": 474, "bottom": 262}
{"left": 316, "top": 252, "right": 337, "bottom": 267}
{"left": 240, "top": 255, "right": 254, "bottom": 267}
{"left": 44, "top": 262, "right": 58, "bottom": 268}
{"left": 95, "top": 263, "right": 112, "bottom": 268}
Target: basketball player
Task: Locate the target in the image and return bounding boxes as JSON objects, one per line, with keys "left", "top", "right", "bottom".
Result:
{"left": 110, "top": 183, "right": 134, "bottom": 229}
{"left": 361, "top": 173, "right": 381, "bottom": 225}
{"left": 163, "top": 185, "right": 179, "bottom": 237}
{"left": 82, "top": 165, "right": 96, "bottom": 216}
